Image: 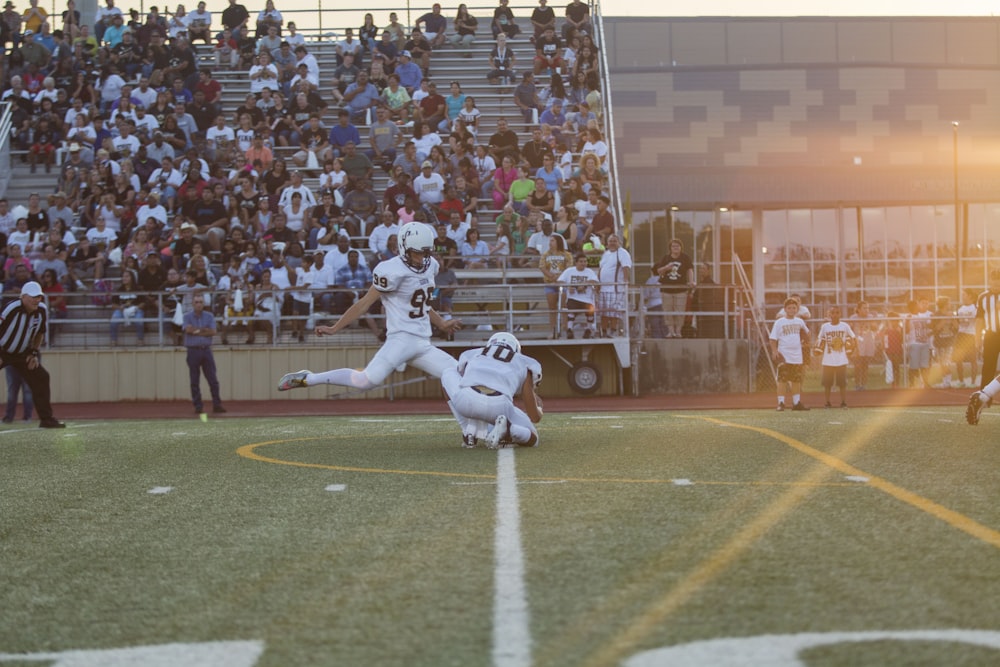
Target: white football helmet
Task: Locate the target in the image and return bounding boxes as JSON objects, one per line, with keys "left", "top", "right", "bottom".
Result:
{"left": 398, "top": 222, "right": 434, "bottom": 272}
{"left": 488, "top": 331, "right": 521, "bottom": 354}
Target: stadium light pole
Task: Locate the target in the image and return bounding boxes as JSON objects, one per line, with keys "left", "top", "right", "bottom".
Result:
{"left": 954, "top": 121, "right": 962, "bottom": 296}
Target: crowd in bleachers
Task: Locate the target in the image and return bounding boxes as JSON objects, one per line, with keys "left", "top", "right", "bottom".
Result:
{"left": 0, "top": 0, "right": 619, "bottom": 345}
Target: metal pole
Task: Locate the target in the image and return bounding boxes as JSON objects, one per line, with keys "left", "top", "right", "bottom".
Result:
{"left": 954, "top": 121, "right": 961, "bottom": 296}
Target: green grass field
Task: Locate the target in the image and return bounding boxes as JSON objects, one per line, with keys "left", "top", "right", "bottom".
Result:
{"left": 2, "top": 408, "right": 1000, "bottom": 666}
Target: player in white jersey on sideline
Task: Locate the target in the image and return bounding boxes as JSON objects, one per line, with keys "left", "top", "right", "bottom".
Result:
{"left": 277, "top": 222, "right": 462, "bottom": 392}
{"left": 442, "top": 332, "right": 544, "bottom": 449}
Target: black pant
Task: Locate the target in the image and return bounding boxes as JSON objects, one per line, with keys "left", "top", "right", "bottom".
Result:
{"left": 0, "top": 351, "right": 54, "bottom": 421}
{"left": 981, "top": 332, "right": 1000, "bottom": 390}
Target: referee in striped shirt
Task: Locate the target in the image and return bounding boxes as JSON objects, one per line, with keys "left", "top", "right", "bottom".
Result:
{"left": 0, "top": 281, "right": 65, "bottom": 428}
{"left": 975, "top": 270, "right": 1000, "bottom": 391}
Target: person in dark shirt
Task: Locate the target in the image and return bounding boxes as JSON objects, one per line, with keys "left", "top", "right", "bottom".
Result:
{"left": 488, "top": 117, "right": 520, "bottom": 164}
{"left": 221, "top": 0, "right": 250, "bottom": 40}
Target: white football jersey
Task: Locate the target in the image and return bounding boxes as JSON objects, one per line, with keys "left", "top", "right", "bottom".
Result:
{"left": 769, "top": 316, "right": 809, "bottom": 364}
{"left": 817, "top": 321, "right": 855, "bottom": 367}
{"left": 456, "top": 344, "right": 542, "bottom": 399}
{"left": 373, "top": 255, "right": 439, "bottom": 338}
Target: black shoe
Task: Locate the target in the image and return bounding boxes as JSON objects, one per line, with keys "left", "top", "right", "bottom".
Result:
{"left": 792, "top": 402, "right": 810, "bottom": 411}
{"left": 583, "top": 329, "right": 593, "bottom": 339}
{"left": 213, "top": 406, "right": 227, "bottom": 414}
{"left": 840, "top": 402, "right": 848, "bottom": 408}
{"left": 825, "top": 402, "right": 832, "bottom": 408}
{"left": 566, "top": 329, "right": 575, "bottom": 339}
{"left": 39, "top": 418, "right": 66, "bottom": 428}
{"left": 776, "top": 404, "right": 784, "bottom": 412}
{"left": 1, "top": 417, "right": 12, "bottom": 424}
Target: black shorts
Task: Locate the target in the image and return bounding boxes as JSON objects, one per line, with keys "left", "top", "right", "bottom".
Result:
{"left": 777, "top": 362, "right": 804, "bottom": 383}
{"left": 822, "top": 365, "right": 847, "bottom": 388}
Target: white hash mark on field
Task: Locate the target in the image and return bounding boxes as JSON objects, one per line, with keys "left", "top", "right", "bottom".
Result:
{"left": 623, "top": 629, "right": 1000, "bottom": 666}
{"left": 672, "top": 479, "right": 694, "bottom": 486}
{"left": 844, "top": 475, "right": 870, "bottom": 483}
{"left": 828, "top": 421, "right": 843, "bottom": 425}
{"left": 147, "top": 487, "right": 174, "bottom": 495}
{"left": 493, "top": 447, "right": 532, "bottom": 667}
{"left": 171, "top": 432, "right": 188, "bottom": 436}
{"left": 0, "top": 639, "right": 265, "bottom": 666}
{"left": 325, "top": 484, "right": 346, "bottom": 492}
{"left": 610, "top": 425, "right": 624, "bottom": 429}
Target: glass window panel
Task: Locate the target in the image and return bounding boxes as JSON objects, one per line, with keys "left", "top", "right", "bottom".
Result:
{"left": 764, "top": 264, "right": 787, "bottom": 292}
{"left": 861, "top": 207, "right": 886, "bottom": 260}
{"left": 788, "top": 263, "right": 811, "bottom": 292}
{"left": 966, "top": 203, "right": 989, "bottom": 261}
{"left": 786, "top": 210, "right": 812, "bottom": 262}
{"left": 628, "top": 209, "right": 658, "bottom": 268}
{"left": 811, "top": 210, "right": 838, "bottom": 262}
{"left": 761, "top": 210, "right": 787, "bottom": 263}
{"left": 983, "top": 203, "right": 1000, "bottom": 261}
{"left": 912, "top": 261, "right": 936, "bottom": 294}
{"left": 931, "top": 206, "right": 955, "bottom": 260}
{"left": 842, "top": 208, "right": 860, "bottom": 261}
{"left": 887, "top": 260, "right": 910, "bottom": 302}
{"left": 885, "top": 207, "right": 911, "bottom": 259}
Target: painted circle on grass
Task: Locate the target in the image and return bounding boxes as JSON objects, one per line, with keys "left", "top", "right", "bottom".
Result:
{"left": 236, "top": 436, "right": 498, "bottom": 480}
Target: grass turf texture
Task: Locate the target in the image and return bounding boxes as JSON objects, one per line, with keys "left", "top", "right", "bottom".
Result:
{"left": 2, "top": 409, "right": 999, "bottom": 666}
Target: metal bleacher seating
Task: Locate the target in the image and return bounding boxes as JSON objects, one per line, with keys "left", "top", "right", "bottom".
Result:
{"left": 8, "top": 11, "right": 607, "bottom": 348}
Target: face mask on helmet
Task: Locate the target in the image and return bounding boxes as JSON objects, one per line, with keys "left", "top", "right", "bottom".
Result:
{"left": 487, "top": 331, "right": 521, "bottom": 354}
{"left": 398, "top": 222, "right": 434, "bottom": 272}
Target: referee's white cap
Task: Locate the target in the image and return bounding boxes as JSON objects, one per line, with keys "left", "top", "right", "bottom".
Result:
{"left": 20, "top": 281, "right": 43, "bottom": 298}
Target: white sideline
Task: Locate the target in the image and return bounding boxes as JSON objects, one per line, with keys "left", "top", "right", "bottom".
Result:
{"left": 492, "top": 447, "right": 532, "bottom": 667}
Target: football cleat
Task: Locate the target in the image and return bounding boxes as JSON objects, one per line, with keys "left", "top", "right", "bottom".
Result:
{"left": 278, "top": 370, "right": 310, "bottom": 391}
{"left": 462, "top": 433, "right": 477, "bottom": 449}
{"left": 485, "top": 415, "right": 509, "bottom": 450}
{"left": 966, "top": 391, "right": 987, "bottom": 425}
{"left": 792, "top": 402, "right": 810, "bottom": 411}
{"left": 776, "top": 404, "right": 785, "bottom": 412}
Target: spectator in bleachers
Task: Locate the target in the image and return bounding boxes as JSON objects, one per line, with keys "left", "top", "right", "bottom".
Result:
{"left": 338, "top": 140, "right": 372, "bottom": 183}
{"left": 356, "top": 12, "right": 378, "bottom": 53}
{"left": 341, "top": 179, "right": 378, "bottom": 237}
{"left": 335, "top": 27, "right": 364, "bottom": 67}
{"left": 521, "top": 126, "right": 552, "bottom": 170}
{"left": 513, "top": 72, "right": 542, "bottom": 125}
{"left": 574, "top": 43, "right": 597, "bottom": 81}
{"left": 533, "top": 24, "right": 563, "bottom": 76}
{"left": 427, "top": 144, "right": 451, "bottom": 182}
{"left": 414, "top": 80, "right": 445, "bottom": 129}
{"left": 444, "top": 208, "right": 470, "bottom": 245}
{"left": 412, "top": 121, "right": 442, "bottom": 164}
{"left": 368, "top": 105, "right": 402, "bottom": 169}
{"left": 2, "top": 2, "right": 21, "bottom": 49}
{"left": 460, "top": 227, "right": 489, "bottom": 270}
{"left": 291, "top": 114, "right": 329, "bottom": 169}
{"left": 308, "top": 189, "right": 343, "bottom": 248}
{"left": 248, "top": 50, "right": 279, "bottom": 96}
{"left": 487, "top": 33, "right": 516, "bottom": 86}
{"left": 330, "top": 51, "right": 359, "bottom": 106}
{"left": 526, "top": 176, "right": 554, "bottom": 217}
{"left": 574, "top": 152, "right": 606, "bottom": 195}
{"left": 255, "top": 23, "right": 280, "bottom": 57}
{"left": 414, "top": 158, "right": 445, "bottom": 214}
{"left": 491, "top": 154, "right": 517, "bottom": 210}
{"left": 213, "top": 26, "right": 239, "bottom": 69}
{"left": 392, "top": 140, "right": 419, "bottom": 180}
{"left": 540, "top": 233, "right": 571, "bottom": 335}
{"left": 433, "top": 221, "right": 458, "bottom": 263}
{"left": 564, "top": 0, "right": 591, "bottom": 39}
{"left": 342, "top": 69, "right": 379, "bottom": 124}
{"left": 508, "top": 165, "right": 535, "bottom": 215}
{"left": 539, "top": 98, "right": 566, "bottom": 140}
{"left": 27, "top": 115, "right": 58, "bottom": 173}
{"left": 220, "top": 0, "right": 249, "bottom": 41}
{"left": 491, "top": 0, "right": 520, "bottom": 39}
{"left": 93, "top": 0, "right": 120, "bottom": 42}
{"left": 373, "top": 30, "right": 397, "bottom": 74}
{"left": 378, "top": 166, "right": 411, "bottom": 211}
{"left": 531, "top": 0, "right": 556, "bottom": 40}
{"left": 281, "top": 191, "right": 308, "bottom": 241}
{"left": 186, "top": 1, "right": 211, "bottom": 43}
{"left": 450, "top": 4, "right": 477, "bottom": 55}
{"left": 416, "top": 4, "right": 448, "bottom": 50}
{"left": 492, "top": 220, "right": 514, "bottom": 264}
{"left": 403, "top": 28, "right": 432, "bottom": 73}
{"left": 394, "top": 50, "right": 422, "bottom": 95}
{"left": 368, "top": 210, "right": 398, "bottom": 257}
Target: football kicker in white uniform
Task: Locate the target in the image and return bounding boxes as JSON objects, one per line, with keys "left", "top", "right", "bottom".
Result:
{"left": 442, "top": 332, "right": 544, "bottom": 449}
{"left": 277, "top": 223, "right": 463, "bottom": 392}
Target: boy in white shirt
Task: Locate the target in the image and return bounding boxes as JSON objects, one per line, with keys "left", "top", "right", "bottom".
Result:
{"left": 815, "top": 306, "right": 856, "bottom": 408}
{"left": 557, "top": 253, "right": 599, "bottom": 339}
{"left": 769, "top": 297, "right": 811, "bottom": 411}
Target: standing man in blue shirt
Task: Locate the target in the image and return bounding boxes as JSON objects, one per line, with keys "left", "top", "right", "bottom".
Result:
{"left": 183, "top": 292, "right": 226, "bottom": 415}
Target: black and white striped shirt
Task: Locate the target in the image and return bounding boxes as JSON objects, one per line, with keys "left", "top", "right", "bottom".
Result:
{"left": 976, "top": 290, "right": 1000, "bottom": 334}
{"left": 0, "top": 299, "right": 47, "bottom": 355}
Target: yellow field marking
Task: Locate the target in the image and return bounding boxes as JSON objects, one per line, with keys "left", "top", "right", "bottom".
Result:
{"left": 237, "top": 436, "right": 858, "bottom": 487}
{"left": 696, "top": 416, "right": 1000, "bottom": 550}
{"left": 236, "top": 437, "right": 496, "bottom": 480}
{"left": 570, "top": 414, "right": 1000, "bottom": 667}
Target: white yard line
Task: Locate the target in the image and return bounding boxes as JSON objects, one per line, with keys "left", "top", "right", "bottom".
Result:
{"left": 492, "top": 447, "right": 532, "bottom": 667}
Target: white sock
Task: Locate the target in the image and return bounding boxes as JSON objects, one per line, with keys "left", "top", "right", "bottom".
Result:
{"left": 308, "top": 368, "right": 375, "bottom": 390}
{"left": 793, "top": 394, "right": 801, "bottom": 404}
{"left": 778, "top": 396, "right": 785, "bottom": 405}
{"left": 983, "top": 379, "right": 1000, "bottom": 400}
{"left": 510, "top": 424, "right": 534, "bottom": 444}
